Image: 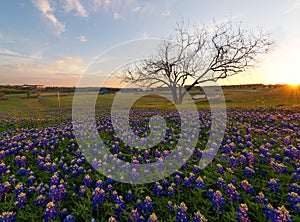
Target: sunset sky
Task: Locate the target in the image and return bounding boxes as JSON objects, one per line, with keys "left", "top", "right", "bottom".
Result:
{"left": 0, "top": 0, "right": 300, "bottom": 86}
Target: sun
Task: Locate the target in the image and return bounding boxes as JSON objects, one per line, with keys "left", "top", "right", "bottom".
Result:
{"left": 288, "top": 83, "right": 299, "bottom": 89}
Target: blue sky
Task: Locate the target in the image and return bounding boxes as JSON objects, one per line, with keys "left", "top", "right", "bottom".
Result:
{"left": 0, "top": 0, "right": 300, "bottom": 86}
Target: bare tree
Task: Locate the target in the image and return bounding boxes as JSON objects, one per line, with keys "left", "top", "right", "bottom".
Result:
{"left": 119, "top": 19, "right": 273, "bottom": 104}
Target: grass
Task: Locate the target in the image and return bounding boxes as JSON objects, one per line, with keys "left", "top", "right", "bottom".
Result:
{"left": 0, "top": 87, "right": 299, "bottom": 112}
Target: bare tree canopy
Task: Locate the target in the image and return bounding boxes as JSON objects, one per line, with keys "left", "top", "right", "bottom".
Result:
{"left": 119, "top": 19, "right": 273, "bottom": 104}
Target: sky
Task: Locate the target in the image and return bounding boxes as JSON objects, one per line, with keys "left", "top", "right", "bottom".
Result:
{"left": 0, "top": 0, "right": 300, "bottom": 86}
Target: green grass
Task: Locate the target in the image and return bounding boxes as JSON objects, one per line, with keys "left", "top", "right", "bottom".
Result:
{"left": 0, "top": 87, "right": 299, "bottom": 112}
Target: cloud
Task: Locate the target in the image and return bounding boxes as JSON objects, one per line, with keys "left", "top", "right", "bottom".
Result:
{"left": 61, "top": 0, "right": 89, "bottom": 17}
{"left": 0, "top": 56, "right": 85, "bottom": 86}
{"left": 113, "top": 12, "right": 120, "bottom": 20}
{"left": 141, "top": 32, "right": 149, "bottom": 39}
{"left": 78, "top": 35, "right": 87, "bottom": 42}
{"left": 161, "top": 11, "right": 170, "bottom": 17}
{"left": 133, "top": 6, "right": 141, "bottom": 12}
{"left": 32, "top": 0, "right": 65, "bottom": 35}
{"left": 91, "top": 0, "right": 154, "bottom": 19}
{"left": 0, "top": 48, "right": 40, "bottom": 66}
{"left": 283, "top": 0, "right": 300, "bottom": 15}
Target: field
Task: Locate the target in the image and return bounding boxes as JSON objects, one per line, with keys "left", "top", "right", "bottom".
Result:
{"left": 0, "top": 87, "right": 300, "bottom": 221}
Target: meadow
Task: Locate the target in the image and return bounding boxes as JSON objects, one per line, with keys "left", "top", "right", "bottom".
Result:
{"left": 0, "top": 86, "right": 299, "bottom": 221}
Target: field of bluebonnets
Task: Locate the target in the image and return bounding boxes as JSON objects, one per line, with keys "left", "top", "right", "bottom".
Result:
{"left": 0, "top": 103, "right": 300, "bottom": 221}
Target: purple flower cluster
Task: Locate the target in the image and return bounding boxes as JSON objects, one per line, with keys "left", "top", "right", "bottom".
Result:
{"left": 236, "top": 204, "right": 250, "bottom": 222}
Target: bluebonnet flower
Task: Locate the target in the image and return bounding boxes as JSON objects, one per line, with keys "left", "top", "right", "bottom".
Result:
{"left": 245, "top": 152, "right": 255, "bottom": 166}
{"left": 108, "top": 216, "right": 117, "bottom": 222}
{"left": 125, "top": 190, "right": 134, "bottom": 203}
{"left": 14, "top": 182, "right": 24, "bottom": 195}
{"left": 28, "top": 186, "right": 36, "bottom": 198}
{"left": 290, "top": 183, "right": 300, "bottom": 194}
{"left": 128, "top": 209, "right": 140, "bottom": 221}
{"left": 95, "top": 180, "right": 104, "bottom": 189}
{"left": 48, "top": 184, "right": 67, "bottom": 202}
{"left": 153, "top": 182, "right": 164, "bottom": 196}
{"left": 50, "top": 172, "right": 60, "bottom": 186}
{"left": 82, "top": 175, "right": 93, "bottom": 187}
{"left": 0, "top": 211, "right": 16, "bottom": 222}
{"left": 174, "top": 175, "right": 182, "bottom": 185}
{"left": 35, "top": 195, "right": 45, "bottom": 207}
{"left": 13, "top": 192, "right": 26, "bottom": 209}
{"left": 236, "top": 204, "right": 250, "bottom": 222}
{"left": 110, "top": 191, "right": 118, "bottom": 203}
{"left": 184, "top": 173, "right": 196, "bottom": 188}
{"left": 63, "top": 215, "right": 75, "bottom": 222}
{"left": 192, "top": 211, "right": 207, "bottom": 222}
{"left": 9, "top": 175, "right": 16, "bottom": 185}
{"left": 43, "top": 201, "right": 58, "bottom": 222}
{"left": 59, "top": 208, "right": 69, "bottom": 220}
{"left": 211, "top": 190, "right": 224, "bottom": 213}
{"left": 226, "top": 183, "right": 240, "bottom": 203}
{"left": 26, "top": 175, "right": 36, "bottom": 187}
{"left": 167, "top": 201, "right": 174, "bottom": 212}
{"left": 238, "top": 154, "right": 247, "bottom": 165}
{"left": 228, "top": 156, "right": 237, "bottom": 169}
{"left": 134, "top": 199, "right": 143, "bottom": 212}
{"left": 0, "top": 162, "right": 8, "bottom": 175}
{"left": 276, "top": 205, "right": 293, "bottom": 222}
{"left": 194, "top": 176, "right": 206, "bottom": 189}
{"left": 143, "top": 196, "right": 154, "bottom": 215}
{"left": 264, "top": 204, "right": 277, "bottom": 221}
{"left": 37, "top": 183, "right": 48, "bottom": 195}
{"left": 91, "top": 187, "right": 106, "bottom": 209}
{"left": 167, "top": 186, "right": 175, "bottom": 196}
{"left": 147, "top": 213, "right": 158, "bottom": 222}
{"left": 240, "top": 180, "right": 255, "bottom": 195}
{"left": 255, "top": 192, "right": 268, "bottom": 204}
{"left": 267, "top": 179, "right": 280, "bottom": 193}
{"left": 78, "top": 185, "right": 86, "bottom": 197}
{"left": 176, "top": 202, "right": 188, "bottom": 222}
{"left": 192, "top": 165, "right": 201, "bottom": 174}
{"left": 216, "top": 177, "right": 226, "bottom": 189}
{"left": 216, "top": 164, "right": 224, "bottom": 175}
{"left": 270, "top": 160, "right": 287, "bottom": 174}
{"left": 288, "top": 192, "right": 300, "bottom": 212}
{"left": 115, "top": 196, "right": 126, "bottom": 217}
{"left": 105, "top": 175, "right": 114, "bottom": 187}
{"left": 14, "top": 155, "right": 27, "bottom": 167}
{"left": 243, "top": 167, "right": 255, "bottom": 178}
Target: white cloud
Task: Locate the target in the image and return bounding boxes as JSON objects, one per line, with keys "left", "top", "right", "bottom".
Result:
{"left": 32, "top": 0, "right": 65, "bottom": 35}
{"left": 141, "top": 32, "right": 149, "bottom": 39}
{"left": 78, "top": 35, "right": 87, "bottom": 42}
{"left": 61, "top": 0, "right": 89, "bottom": 17}
{"left": 161, "top": 11, "right": 170, "bottom": 17}
{"left": 133, "top": 6, "right": 140, "bottom": 12}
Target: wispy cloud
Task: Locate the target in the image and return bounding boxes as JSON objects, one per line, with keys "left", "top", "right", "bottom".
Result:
{"left": 78, "top": 35, "right": 87, "bottom": 42}
{"left": 91, "top": 0, "right": 154, "bottom": 19}
{"left": 113, "top": 12, "right": 121, "bottom": 20}
{"left": 133, "top": 6, "right": 141, "bottom": 12}
{"left": 283, "top": 0, "right": 300, "bottom": 15}
{"left": 32, "top": 0, "right": 65, "bottom": 35}
{"left": 0, "top": 48, "right": 40, "bottom": 66}
{"left": 61, "top": 0, "right": 89, "bottom": 18}
{"left": 161, "top": 11, "right": 170, "bottom": 17}
{"left": 0, "top": 56, "right": 85, "bottom": 86}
